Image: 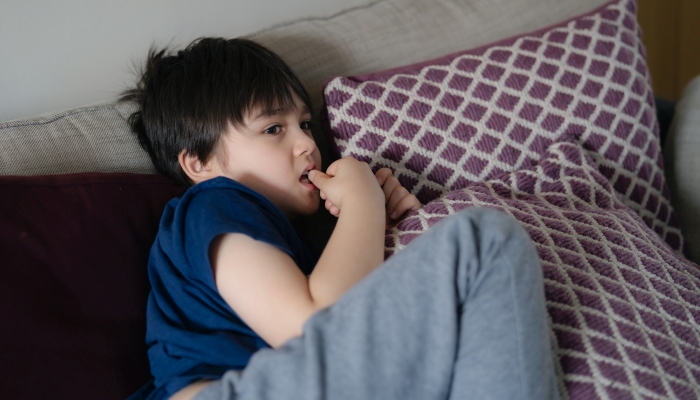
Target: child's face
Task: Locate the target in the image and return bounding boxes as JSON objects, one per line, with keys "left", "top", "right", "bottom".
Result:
{"left": 212, "top": 95, "right": 322, "bottom": 219}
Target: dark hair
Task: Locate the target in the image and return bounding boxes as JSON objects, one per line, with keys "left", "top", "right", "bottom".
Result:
{"left": 121, "top": 37, "right": 312, "bottom": 186}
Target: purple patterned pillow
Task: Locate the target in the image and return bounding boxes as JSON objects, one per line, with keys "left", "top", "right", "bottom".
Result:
{"left": 385, "top": 140, "right": 700, "bottom": 399}
{"left": 322, "top": 0, "right": 684, "bottom": 251}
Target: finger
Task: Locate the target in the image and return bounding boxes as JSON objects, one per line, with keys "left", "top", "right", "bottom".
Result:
{"left": 324, "top": 158, "right": 346, "bottom": 177}
{"left": 386, "top": 186, "right": 412, "bottom": 218}
{"left": 325, "top": 199, "right": 334, "bottom": 211}
{"left": 374, "top": 168, "right": 393, "bottom": 187}
{"left": 320, "top": 190, "right": 327, "bottom": 200}
{"left": 381, "top": 176, "right": 403, "bottom": 205}
{"left": 307, "top": 169, "right": 330, "bottom": 190}
{"left": 389, "top": 193, "right": 421, "bottom": 220}
{"left": 330, "top": 205, "right": 340, "bottom": 217}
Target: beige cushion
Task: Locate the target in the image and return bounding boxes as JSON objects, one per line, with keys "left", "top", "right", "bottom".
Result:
{"left": 0, "top": 0, "right": 608, "bottom": 176}
{"left": 665, "top": 75, "right": 700, "bottom": 263}
{"left": 251, "top": 0, "right": 610, "bottom": 113}
{"left": 0, "top": 100, "right": 155, "bottom": 176}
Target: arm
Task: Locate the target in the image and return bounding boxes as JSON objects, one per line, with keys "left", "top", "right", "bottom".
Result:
{"left": 306, "top": 157, "right": 387, "bottom": 308}
{"left": 211, "top": 157, "right": 385, "bottom": 348}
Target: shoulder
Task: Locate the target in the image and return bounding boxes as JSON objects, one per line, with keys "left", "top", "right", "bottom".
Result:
{"left": 172, "top": 177, "right": 282, "bottom": 234}
{"left": 172, "top": 177, "right": 299, "bottom": 259}
{"left": 185, "top": 176, "right": 273, "bottom": 212}
{"left": 155, "top": 176, "right": 315, "bottom": 275}
{"left": 153, "top": 177, "right": 281, "bottom": 270}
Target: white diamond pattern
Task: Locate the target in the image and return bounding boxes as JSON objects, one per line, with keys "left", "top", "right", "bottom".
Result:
{"left": 323, "top": 0, "right": 684, "bottom": 252}
{"left": 384, "top": 141, "right": 700, "bottom": 399}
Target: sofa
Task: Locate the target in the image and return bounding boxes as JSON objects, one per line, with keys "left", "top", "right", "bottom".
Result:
{"left": 2, "top": 0, "right": 699, "bottom": 399}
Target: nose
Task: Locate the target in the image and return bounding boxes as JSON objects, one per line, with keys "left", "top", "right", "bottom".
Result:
{"left": 292, "top": 126, "right": 318, "bottom": 157}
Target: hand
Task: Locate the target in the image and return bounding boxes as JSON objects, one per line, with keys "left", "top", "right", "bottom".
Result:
{"left": 375, "top": 168, "right": 422, "bottom": 228}
{"left": 307, "top": 157, "right": 384, "bottom": 218}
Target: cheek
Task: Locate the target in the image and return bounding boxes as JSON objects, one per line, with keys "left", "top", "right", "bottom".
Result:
{"left": 257, "top": 158, "right": 296, "bottom": 188}
{"left": 215, "top": 141, "right": 244, "bottom": 175}
{"left": 223, "top": 146, "right": 270, "bottom": 176}
{"left": 313, "top": 149, "right": 322, "bottom": 167}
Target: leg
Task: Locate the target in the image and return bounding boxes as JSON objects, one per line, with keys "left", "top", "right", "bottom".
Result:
{"left": 195, "top": 208, "right": 559, "bottom": 400}
{"left": 445, "top": 210, "right": 559, "bottom": 400}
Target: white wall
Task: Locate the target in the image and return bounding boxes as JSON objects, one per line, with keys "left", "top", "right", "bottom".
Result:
{"left": 0, "top": 0, "right": 368, "bottom": 123}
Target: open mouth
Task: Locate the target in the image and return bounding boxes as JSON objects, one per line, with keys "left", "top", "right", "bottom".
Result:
{"left": 299, "top": 171, "right": 311, "bottom": 184}
{"left": 299, "top": 168, "right": 318, "bottom": 190}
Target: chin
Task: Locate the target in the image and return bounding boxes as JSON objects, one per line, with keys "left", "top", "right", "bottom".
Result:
{"left": 287, "top": 201, "right": 320, "bottom": 220}
{"left": 301, "top": 202, "right": 321, "bottom": 217}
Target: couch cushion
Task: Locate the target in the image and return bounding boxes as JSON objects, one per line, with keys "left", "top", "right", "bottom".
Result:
{"left": 251, "top": 0, "right": 608, "bottom": 114}
{"left": 665, "top": 75, "right": 700, "bottom": 263}
{"left": 253, "top": 0, "right": 607, "bottom": 167}
{"left": 386, "top": 139, "right": 700, "bottom": 399}
{"left": 0, "top": 173, "right": 184, "bottom": 399}
{"left": 0, "top": 100, "right": 155, "bottom": 176}
{"left": 323, "top": 0, "right": 685, "bottom": 252}
{"left": 0, "top": 0, "right": 607, "bottom": 177}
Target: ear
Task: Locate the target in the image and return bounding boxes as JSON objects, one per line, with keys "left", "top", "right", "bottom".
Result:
{"left": 178, "top": 149, "right": 218, "bottom": 184}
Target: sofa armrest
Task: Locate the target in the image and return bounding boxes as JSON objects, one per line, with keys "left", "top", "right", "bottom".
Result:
{"left": 665, "top": 75, "right": 700, "bottom": 262}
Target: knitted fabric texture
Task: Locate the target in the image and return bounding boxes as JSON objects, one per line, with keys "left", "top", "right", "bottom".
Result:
{"left": 323, "top": 0, "right": 683, "bottom": 251}
{"left": 385, "top": 140, "right": 700, "bottom": 399}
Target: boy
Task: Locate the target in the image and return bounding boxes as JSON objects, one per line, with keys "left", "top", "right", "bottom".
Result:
{"left": 125, "top": 38, "right": 560, "bottom": 400}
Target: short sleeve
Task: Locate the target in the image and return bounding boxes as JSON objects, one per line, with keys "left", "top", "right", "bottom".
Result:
{"left": 143, "top": 177, "right": 314, "bottom": 399}
{"left": 182, "top": 184, "right": 295, "bottom": 289}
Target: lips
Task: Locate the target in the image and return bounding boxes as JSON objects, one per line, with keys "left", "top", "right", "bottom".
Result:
{"left": 299, "top": 165, "right": 318, "bottom": 190}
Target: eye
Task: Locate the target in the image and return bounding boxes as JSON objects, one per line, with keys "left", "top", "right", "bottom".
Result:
{"left": 264, "top": 125, "right": 282, "bottom": 135}
{"left": 300, "top": 121, "right": 312, "bottom": 130}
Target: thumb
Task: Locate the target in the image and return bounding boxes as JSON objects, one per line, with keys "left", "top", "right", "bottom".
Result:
{"left": 307, "top": 169, "right": 330, "bottom": 189}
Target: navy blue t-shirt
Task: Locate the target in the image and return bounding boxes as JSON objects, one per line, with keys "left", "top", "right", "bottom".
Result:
{"left": 132, "top": 177, "right": 318, "bottom": 400}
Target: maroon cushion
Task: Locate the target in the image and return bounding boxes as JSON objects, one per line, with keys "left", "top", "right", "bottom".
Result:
{"left": 0, "top": 173, "right": 185, "bottom": 399}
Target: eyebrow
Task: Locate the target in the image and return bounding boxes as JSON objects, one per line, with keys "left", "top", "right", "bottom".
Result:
{"left": 252, "top": 104, "right": 311, "bottom": 121}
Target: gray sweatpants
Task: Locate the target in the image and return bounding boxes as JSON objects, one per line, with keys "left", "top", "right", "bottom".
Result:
{"left": 195, "top": 208, "right": 560, "bottom": 400}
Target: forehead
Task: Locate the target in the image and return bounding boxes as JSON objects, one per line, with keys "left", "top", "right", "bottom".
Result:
{"left": 247, "top": 96, "right": 311, "bottom": 123}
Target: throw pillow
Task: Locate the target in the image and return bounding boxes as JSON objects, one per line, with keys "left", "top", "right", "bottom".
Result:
{"left": 323, "top": 0, "right": 684, "bottom": 252}
{"left": 385, "top": 140, "right": 700, "bottom": 399}
{"left": 0, "top": 173, "right": 185, "bottom": 399}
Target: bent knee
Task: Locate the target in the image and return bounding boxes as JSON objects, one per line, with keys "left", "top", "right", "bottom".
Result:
{"left": 450, "top": 207, "right": 523, "bottom": 234}
{"left": 450, "top": 207, "right": 533, "bottom": 254}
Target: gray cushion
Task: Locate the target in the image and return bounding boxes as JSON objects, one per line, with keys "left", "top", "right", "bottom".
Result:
{"left": 0, "top": 0, "right": 608, "bottom": 176}
{"left": 0, "top": 100, "right": 155, "bottom": 176}
{"left": 665, "top": 75, "right": 700, "bottom": 263}
{"left": 250, "top": 0, "right": 610, "bottom": 113}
